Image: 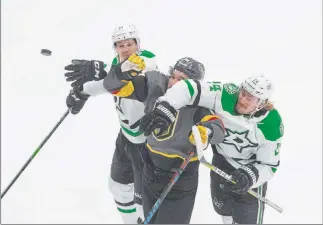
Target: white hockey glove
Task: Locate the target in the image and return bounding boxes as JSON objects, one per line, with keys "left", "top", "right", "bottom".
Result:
{"left": 189, "top": 123, "right": 213, "bottom": 150}
{"left": 120, "top": 53, "right": 146, "bottom": 76}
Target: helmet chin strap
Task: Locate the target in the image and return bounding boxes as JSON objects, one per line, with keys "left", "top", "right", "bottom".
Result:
{"left": 249, "top": 99, "right": 267, "bottom": 118}
{"left": 235, "top": 99, "right": 266, "bottom": 119}
{"left": 236, "top": 88, "right": 267, "bottom": 118}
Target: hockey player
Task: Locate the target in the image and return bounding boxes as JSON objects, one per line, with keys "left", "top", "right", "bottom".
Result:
{"left": 63, "top": 23, "right": 158, "bottom": 223}
{"left": 103, "top": 55, "right": 226, "bottom": 223}
{"left": 139, "top": 75, "right": 283, "bottom": 224}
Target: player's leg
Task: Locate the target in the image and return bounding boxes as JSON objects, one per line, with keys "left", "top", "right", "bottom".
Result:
{"left": 125, "top": 142, "right": 145, "bottom": 221}
{"left": 108, "top": 130, "right": 137, "bottom": 224}
{"left": 210, "top": 146, "right": 236, "bottom": 224}
{"left": 154, "top": 163, "right": 199, "bottom": 224}
{"left": 210, "top": 167, "right": 235, "bottom": 224}
{"left": 141, "top": 145, "right": 199, "bottom": 224}
{"left": 142, "top": 164, "right": 160, "bottom": 223}
{"left": 140, "top": 145, "right": 158, "bottom": 224}
{"left": 232, "top": 183, "right": 268, "bottom": 224}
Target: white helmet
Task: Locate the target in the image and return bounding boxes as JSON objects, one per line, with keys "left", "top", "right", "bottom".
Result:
{"left": 112, "top": 23, "right": 140, "bottom": 48}
{"left": 241, "top": 74, "right": 273, "bottom": 102}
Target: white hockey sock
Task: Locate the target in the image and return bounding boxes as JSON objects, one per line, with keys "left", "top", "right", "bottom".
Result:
{"left": 108, "top": 177, "right": 138, "bottom": 224}
{"left": 222, "top": 216, "right": 234, "bottom": 224}
{"left": 135, "top": 203, "right": 144, "bottom": 221}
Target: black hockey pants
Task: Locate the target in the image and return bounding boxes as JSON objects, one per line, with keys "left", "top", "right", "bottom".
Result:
{"left": 140, "top": 144, "right": 199, "bottom": 224}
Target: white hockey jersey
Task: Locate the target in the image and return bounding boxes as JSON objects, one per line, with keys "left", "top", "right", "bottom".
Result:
{"left": 83, "top": 50, "right": 158, "bottom": 143}
{"left": 158, "top": 79, "right": 284, "bottom": 188}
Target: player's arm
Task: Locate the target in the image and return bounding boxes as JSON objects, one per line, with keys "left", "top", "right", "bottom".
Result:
{"left": 139, "top": 79, "right": 221, "bottom": 136}
{"left": 158, "top": 79, "right": 219, "bottom": 110}
{"left": 82, "top": 64, "right": 110, "bottom": 96}
{"left": 63, "top": 59, "right": 108, "bottom": 114}
{"left": 104, "top": 53, "right": 165, "bottom": 102}
{"left": 251, "top": 139, "right": 281, "bottom": 188}
{"left": 64, "top": 59, "right": 108, "bottom": 96}
{"left": 103, "top": 54, "right": 153, "bottom": 102}
{"left": 189, "top": 108, "right": 225, "bottom": 149}
{"left": 63, "top": 51, "right": 155, "bottom": 98}
{"left": 224, "top": 110, "right": 284, "bottom": 195}
{"left": 102, "top": 50, "right": 157, "bottom": 97}
{"left": 222, "top": 143, "right": 280, "bottom": 195}
{"left": 143, "top": 53, "right": 158, "bottom": 72}
{"left": 251, "top": 110, "right": 284, "bottom": 188}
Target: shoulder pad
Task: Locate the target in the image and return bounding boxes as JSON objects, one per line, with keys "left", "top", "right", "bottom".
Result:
{"left": 140, "top": 50, "right": 156, "bottom": 58}
{"left": 223, "top": 83, "right": 239, "bottom": 94}
{"left": 257, "top": 109, "right": 284, "bottom": 141}
{"left": 111, "top": 57, "right": 118, "bottom": 65}
{"left": 221, "top": 83, "right": 239, "bottom": 115}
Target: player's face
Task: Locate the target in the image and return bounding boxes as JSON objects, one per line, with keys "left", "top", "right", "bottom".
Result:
{"left": 235, "top": 89, "right": 260, "bottom": 114}
{"left": 115, "top": 39, "right": 138, "bottom": 61}
{"left": 168, "top": 69, "right": 188, "bottom": 88}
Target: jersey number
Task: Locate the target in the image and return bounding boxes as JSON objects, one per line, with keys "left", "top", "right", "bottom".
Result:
{"left": 208, "top": 81, "right": 221, "bottom": 92}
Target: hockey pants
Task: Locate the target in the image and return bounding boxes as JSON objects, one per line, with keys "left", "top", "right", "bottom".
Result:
{"left": 140, "top": 145, "right": 199, "bottom": 224}
{"left": 109, "top": 130, "right": 144, "bottom": 223}
{"left": 210, "top": 147, "right": 268, "bottom": 224}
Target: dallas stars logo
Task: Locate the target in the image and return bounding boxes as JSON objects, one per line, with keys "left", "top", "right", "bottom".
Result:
{"left": 223, "top": 129, "right": 258, "bottom": 153}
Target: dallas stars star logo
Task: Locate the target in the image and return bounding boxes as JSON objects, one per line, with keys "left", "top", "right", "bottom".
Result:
{"left": 222, "top": 129, "right": 258, "bottom": 153}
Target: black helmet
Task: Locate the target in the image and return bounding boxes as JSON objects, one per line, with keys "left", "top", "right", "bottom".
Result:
{"left": 172, "top": 57, "right": 205, "bottom": 80}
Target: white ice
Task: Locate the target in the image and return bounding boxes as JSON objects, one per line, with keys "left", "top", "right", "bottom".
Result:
{"left": 1, "top": 0, "right": 322, "bottom": 223}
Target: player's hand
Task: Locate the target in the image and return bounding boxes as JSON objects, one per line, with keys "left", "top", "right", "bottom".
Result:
{"left": 120, "top": 53, "right": 146, "bottom": 77}
{"left": 190, "top": 116, "right": 225, "bottom": 149}
{"left": 65, "top": 60, "right": 107, "bottom": 87}
{"left": 189, "top": 123, "right": 213, "bottom": 150}
{"left": 224, "top": 164, "right": 259, "bottom": 195}
{"left": 139, "top": 101, "right": 177, "bottom": 136}
{"left": 66, "top": 87, "right": 90, "bottom": 115}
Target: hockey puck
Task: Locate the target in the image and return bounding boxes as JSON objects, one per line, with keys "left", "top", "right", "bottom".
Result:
{"left": 41, "top": 49, "right": 52, "bottom": 56}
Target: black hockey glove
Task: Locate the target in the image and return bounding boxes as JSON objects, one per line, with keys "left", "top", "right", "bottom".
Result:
{"left": 66, "top": 87, "right": 90, "bottom": 115}
{"left": 139, "top": 101, "right": 177, "bottom": 137}
{"left": 224, "top": 164, "right": 259, "bottom": 195}
{"left": 64, "top": 59, "right": 107, "bottom": 87}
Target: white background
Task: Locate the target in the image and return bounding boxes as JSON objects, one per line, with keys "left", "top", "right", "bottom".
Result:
{"left": 1, "top": 0, "right": 322, "bottom": 223}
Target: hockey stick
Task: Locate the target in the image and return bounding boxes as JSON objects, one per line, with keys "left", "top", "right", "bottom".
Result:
{"left": 1, "top": 109, "right": 70, "bottom": 199}
{"left": 191, "top": 126, "right": 283, "bottom": 213}
{"left": 138, "top": 150, "right": 196, "bottom": 224}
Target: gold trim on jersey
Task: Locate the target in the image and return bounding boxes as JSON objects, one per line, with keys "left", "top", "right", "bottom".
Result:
{"left": 112, "top": 80, "right": 134, "bottom": 97}
{"left": 200, "top": 114, "right": 225, "bottom": 132}
{"left": 201, "top": 115, "right": 220, "bottom": 122}
{"left": 146, "top": 143, "right": 198, "bottom": 161}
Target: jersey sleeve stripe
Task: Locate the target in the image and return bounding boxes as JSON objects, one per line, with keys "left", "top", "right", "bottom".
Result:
{"left": 192, "top": 80, "right": 201, "bottom": 107}
{"left": 184, "top": 79, "right": 195, "bottom": 97}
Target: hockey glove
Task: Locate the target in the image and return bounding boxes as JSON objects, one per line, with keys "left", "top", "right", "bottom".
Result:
{"left": 114, "top": 53, "right": 146, "bottom": 80}
{"left": 139, "top": 101, "right": 177, "bottom": 137}
{"left": 224, "top": 164, "right": 259, "bottom": 195}
{"left": 65, "top": 59, "right": 107, "bottom": 87}
{"left": 66, "top": 87, "right": 90, "bottom": 115}
{"left": 189, "top": 122, "right": 214, "bottom": 150}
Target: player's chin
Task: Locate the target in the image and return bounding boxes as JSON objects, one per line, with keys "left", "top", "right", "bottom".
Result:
{"left": 124, "top": 53, "right": 133, "bottom": 58}
{"left": 235, "top": 105, "right": 248, "bottom": 114}
{"left": 119, "top": 54, "right": 131, "bottom": 61}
